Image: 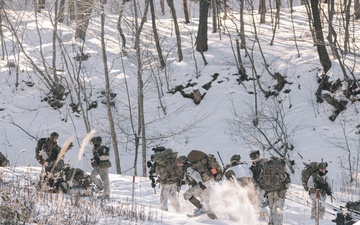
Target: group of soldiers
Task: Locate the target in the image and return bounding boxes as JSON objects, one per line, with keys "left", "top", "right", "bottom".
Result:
{"left": 149, "top": 147, "right": 332, "bottom": 225}
{"left": 34, "top": 132, "right": 332, "bottom": 224}
{"left": 36, "top": 132, "right": 111, "bottom": 199}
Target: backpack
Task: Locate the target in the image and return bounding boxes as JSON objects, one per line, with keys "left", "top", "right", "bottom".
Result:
{"left": 35, "top": 138, "right": 47, "bottom": 165}
{"left": 0, "top": 152, "right": 9, "bottom": 167}
{"left": 63, "top": 165, "right": 91, "bottom": 188}
{"left": 259, "top": 157, "right": 290, "bottom": 192}
{"left": 301, "top": 162, "right": 319, "bottom": 191}
{"left": 187, "top": 150, "right": 223, "bottom": 182}
{"left": 151, "top": 148, "right": 183, "bottom": 183}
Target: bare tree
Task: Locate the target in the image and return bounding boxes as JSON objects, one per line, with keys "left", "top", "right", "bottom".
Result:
{"left": 117, "top": 0, "right": 127, "bottom": 54}
{"left": 0, "top": 0, "right": 4, "bottom": 60}
{"left": 100, "top": 1, "right": 121, "bottom": 174}
{"left": 58, "top": 0, "right": 66, "bottom": 23}
{"left": 133, "top": 0, "right": 149, "bottom": 177}
{"left": 68, "top": 0, "right": 76, "bottom": 20}
{"left": 258, "top": 0, "right": 266, "bottom": 23}
{"left": 226, "top": 96, "right": 296, "bottom": 173}
{"left": 166, "top": 0, "right": 183, "bottom": 62}
{"left": 309, "top": 0, "right": 331, "bottom": 74}
{"left": 355, "top": 0, "right": 360, "bottom": 19}
{"left": 196, "top": 0, "right": 210, "bottom": 52}
{"left": 150, "top": 0, "right": 166, "bottom": 68}
{"left": 75, "top": 0, "right": 95, "bottom": 41}
{"left": 183, "top": 0, "right": 190, "bottom": 24}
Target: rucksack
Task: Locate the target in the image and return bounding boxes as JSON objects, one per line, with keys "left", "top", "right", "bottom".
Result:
{"left": 35, "top": 138, "right": 47, "bottom": 165}
{"left": 301, "top": 162, "right": 319, "bottom": 191}
{"left": 151, "top": 148, "right": 183, "bottom": 183}
{"left": 63, "top": 165, "right": 91, "bottom": 188}
{"left": 0, "top": 152, "right": 9, "bottom": 167}
{"left": 187, "top": 150, "right": 223, "bottom": 182}
{"left": 259, "top": 157, "right": 290, "bottom": 192}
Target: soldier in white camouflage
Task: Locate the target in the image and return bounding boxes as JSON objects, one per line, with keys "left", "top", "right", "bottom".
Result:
{"left": 249, "top": 150, "right": 268, "bottom": 221}
{"left": 90, "top": 136, "right": 111, "bottom": 199}
{"left": 176, "top": 155, "right": 211, "bottom": 217}
{"left": 307, "top": 162, "right": 331, "bottom": 220}
{"left": 148, "top": 147, "right": 181, "bottom": 212}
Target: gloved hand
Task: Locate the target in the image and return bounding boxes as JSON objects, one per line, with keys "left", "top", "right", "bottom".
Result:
{"left": 198, "top": 182, "right": 206, "bottom": 190}
{"left": 147, "top": 161, "right": 153, "bottom": 168}
{"left": 91, "top": 158, "right": 98, "bottom": 167}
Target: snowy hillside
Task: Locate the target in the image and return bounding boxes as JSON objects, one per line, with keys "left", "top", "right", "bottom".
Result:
{"left": 0, "top": 0, "right": 360, "bottom": 223}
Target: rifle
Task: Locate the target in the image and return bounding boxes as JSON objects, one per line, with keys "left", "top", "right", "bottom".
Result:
{"left": 147, "top": 160, "right": 157, "bottom": 193}
{"left": 217, "top": 151, "right": 226, "bottom": 171}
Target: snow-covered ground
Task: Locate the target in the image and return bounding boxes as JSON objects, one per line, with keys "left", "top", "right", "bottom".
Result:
{"left": 0, "top": 0, "right": 360, "bottom": 224}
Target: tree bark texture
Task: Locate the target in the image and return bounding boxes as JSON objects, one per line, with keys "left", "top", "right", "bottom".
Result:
{"left": 310, "top": 0, "right": 331, "bottom": 74}
{"left": 100, "top": 3, "right": 121, "bottom": 174}
{"left": 75, "top": 0, "right": 95, "bottom": 41}
{"left": 166, "top": 0, "right": 183, "bottom": 62}
{"left": 68, "top": 0, "right": 76, "bottom": 20}
{"left": 196, "top": 0, "right": 209, "bottom": 52}
{"left": 150, "top": 0, "right": 166, "bottom": 68}
{"left": 183, "top": 0, "right": 190, "bottom": 24}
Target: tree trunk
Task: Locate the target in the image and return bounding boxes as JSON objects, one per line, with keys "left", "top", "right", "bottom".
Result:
{"left": 68, "top": 0, "right": 76, "bottom": 20}
{"left": 196, "top": 0, "right": 209, "bottom": 52}
{"left": 166, "top": 0, "right": 183, "bottom": 62}
{"left": 75, "top": 0, "right": 94, "bottom": 41}
{"left": 355, "top": 0, "right": 360, "bottom": 19}
{"left": 52, "top": 0, "right": 60, "bottom": 83}
{"left": 259, "top": 0, "right": 266, "bottom": 23}
{"left": 160, "top": 0, "right": 165, "bottom": 15}
{"left": 150, "top": 0, "right": 166, "bottom": 68}
{"left": 0, "top": 0, "right": 4, "bottom": 60}
{"left": 327, "top": 0, "right": 337, "bottom": 59}
{"left": 270, "top": 0, "right": 281, "bottom": 45}
{"left": 58, "top": 0, "right": 66, "bottom": 23}
{"left": 133, "top": 0, "right": 149, "bottom": 177}
{"left": 117, "top": 0, "right": 127, "bottom": 53}
{"left": 211, "top": 0, "right": 217, "bottom": 33}
{"left": 310, "top": 0, "right": 331, "bottom": 74}
{"left": 343, "top": 0, "right": 352, "bottom": 52}
{"left": 100, "top": 2, "right": 121, "bottom": 174}
{"left": 183, "top": 0, "right": 190, "bottom": 23}
{"left": 222, "top": 0, "right": 227, "bottom": 20}
{"left": 239, "top": 0, "right": 246, "bottom": 49}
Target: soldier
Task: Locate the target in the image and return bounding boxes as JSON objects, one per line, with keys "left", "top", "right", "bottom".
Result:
{"left": 90, "top": 136, "right": 112, "bottom": 199}
{"left": 176, "top": 155, "right": 212, "bottom": 217}
{"left": 40, "top": 132, "right": 63, "bottom": 172}
{"left": 148, "top": 147, "right": 181, "bottom": 212}
{"left": 224, "top": 154, "right": 254, "bottom": 186}
{"left": 261, "top": 157, "right": 291, "bottom": 225}
{"left": 307, "top": 162, "right": 332, "bottom": 220}
{"left": 249, "top": 150, "right": 268, "bottom": 221}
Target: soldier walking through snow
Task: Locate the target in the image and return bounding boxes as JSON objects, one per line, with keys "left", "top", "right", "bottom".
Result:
{"left": 148, "top": 147, "right": 182, "bottom": 212}
{"left": 90, "top": 136, "right": 111, "bottom": 199}
{"left": 38, "top": 132, "right": 63, "bottom": 172}
{"left": 249, "top": 150, "right": 268, "bottom": 220}
{"left": 224, "top": 154, "right": 254, "bottom": 187}
{"left": 307, "top": 162, "right": 332, "bottom": 220}
{"left": 259, "top": 157, "right": 291, "bottom": 225}
{"left": 177, "top": 155, "right": 212, "bottom": 217}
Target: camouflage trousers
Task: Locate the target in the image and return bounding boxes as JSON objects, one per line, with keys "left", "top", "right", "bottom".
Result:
{"left": 309, "top": 193, "right": 326, "bottom": 219}
{"left": 159, "top": 183, "right": 180, "bottom": 212}
{"left": 267, "top": 191, "right": 285, "bottom": 225}
{"left": 90, "top": 166, "right": 110, "bottom": 196}
{"left": 183, "top": 181, "right": 211, "bottom": 210}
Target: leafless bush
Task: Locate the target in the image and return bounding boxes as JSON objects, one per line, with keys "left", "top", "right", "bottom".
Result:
{"left": 0, "top": 168, "right": 155, "bottom": 224}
